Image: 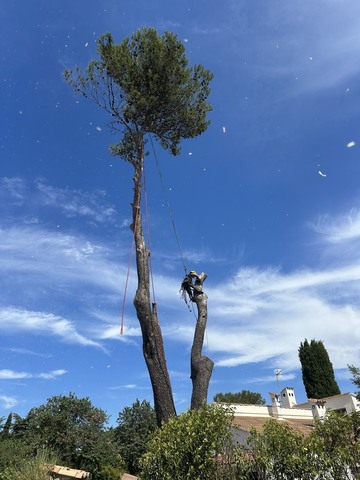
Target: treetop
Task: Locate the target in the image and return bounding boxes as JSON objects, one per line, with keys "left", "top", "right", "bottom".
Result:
{"left": 64, "top": 27, "right": 214, "bottom": 163}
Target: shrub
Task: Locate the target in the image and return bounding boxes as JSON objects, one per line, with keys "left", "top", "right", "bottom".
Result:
{"left": 140, "top": 404, "right": 233, "bottom": 480}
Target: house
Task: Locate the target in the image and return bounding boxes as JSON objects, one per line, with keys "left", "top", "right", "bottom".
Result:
{"left": 220, "top": 386, "right": 360, "bottom": 447}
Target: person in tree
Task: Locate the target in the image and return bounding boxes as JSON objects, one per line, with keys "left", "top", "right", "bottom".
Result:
{"left": 181, "top": 270, "right": 207, "bottom": 301}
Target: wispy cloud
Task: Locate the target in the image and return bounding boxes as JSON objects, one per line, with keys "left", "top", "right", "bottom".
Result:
{"left": 311, "top": 208, "right": 360, "bottom": 244}
{"left": 1, "top": 308, "right": 102, "bottom": 348}
{"left": 0, "top": 395, "right": 19, "bottom": 409}
{"left": 1, "top": 178, "right": 360, "bottom": 382}
{"left": 5, "top": 348, "right": 52, "bottom": 358}
{"left": 249, "top": 372, "right": 296, "bottom": 384}
{"left": 0, "top": 177, "right": 117, "bottom": 224}
{"left": 225, "top": 0, "right": 360, "bottom": 94}
{"left": 0, "top": 369, "right": 66, "bottom": 380}
{"left": 35, "top": 179, "right": 117, "bottom": 223}
{"left": 163, "top": 206, "right": 360, "bottom": 371}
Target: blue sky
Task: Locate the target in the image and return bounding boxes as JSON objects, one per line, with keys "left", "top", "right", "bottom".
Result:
{"left": 2, "top": 0, "right": 360, "bottom": 424}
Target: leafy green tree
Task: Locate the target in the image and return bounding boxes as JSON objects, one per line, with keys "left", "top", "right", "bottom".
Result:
{"left": 65, "top": 27, "right": 214, "bottom": 424}
{"left": 214, "top": 390, "right": 266, "bottom": 405}
{"left": 232, "top": 412, "right": 360, "bottom": 480}
{"left": 115, "top": 399, "right": 157, "bottom": 475}
{"left": 0, "top": 413, "right": 32, "bottom": 473}
{"left": 140, "top": 403, "right": 233, "bottom": 480}
{"left": 246, "top": 420, "right": 308, "bottom": 480}
{"left": 308, "top": 410, "right": 360, "bottom": 479}
{"left": 0, "top": 415, "right": 12, "bottom": 440}
{"left": 349, "top": 364, "right": 360, "bottom": 400}
{"left": 17, "top": 393, "right": 122, "bottom": 479}
{"left": 299, "top": 339, "right": 340, "bottom": 399}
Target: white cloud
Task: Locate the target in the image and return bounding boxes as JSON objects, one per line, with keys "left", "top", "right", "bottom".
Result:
{"left": 163, "top": 258, "right": 360, "bottom": 372}
{"left": 249, "top": 372, "right": 296, "bottom": 384}
{"left": 0, "top": 369, "right": 31, "bottom": 379}
{"left": 311, "top": 208, "right": 360, "bottom": 245}
{"left": 0, "top": 395, "right": 19, "bottom": 409}
{"left": 35, "top": 179, "right": 117, "bottom": 223}
{"left": 0, "top": 177, "right": 117, "bottom": 224}
{"left": 1, "top": 179, "right": 360, "bottom": 381}
{"left": 0, "top": 369, "right": 66, "bottom": 380}
{"left": 227, "top": 0, "right": 360, "bottom": 94}
{"left": 0, "top": 308, "right": 101, "bottom": 348}
{"left": 0, "top": 225, "right": 125, "bottom": 293}
{"left": 38, "top": 369, "right": 67, "bottom": 380}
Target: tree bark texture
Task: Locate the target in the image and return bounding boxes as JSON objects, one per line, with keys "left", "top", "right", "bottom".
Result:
{"left": 131, "top": 149, "right": 176, "bottom": 426}
{"left": 190, "top": 277, "right": 214, "bottom": 410}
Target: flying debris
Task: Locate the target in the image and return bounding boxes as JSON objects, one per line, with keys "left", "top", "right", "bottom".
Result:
{"left": 347, "top": 141, "right": 356, "bottom": 148}
{"left": 318, "top": 171, "right": 327, "bottom": 177}
{"left": 85, "top": 42, "right": 89, "bottom": 47}
{"left": 96, "top": 126, "right": 102, "bottom": 131}
{"left": 222, "top": 126, "right": 226, "bottom": 133}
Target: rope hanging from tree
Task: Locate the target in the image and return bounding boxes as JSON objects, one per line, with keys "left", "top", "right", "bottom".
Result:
{"left": 120, "top": 164, "right": 157, "bottom": 335}
{"left": 121, "top": 136, "right": 203, "bottom": 333}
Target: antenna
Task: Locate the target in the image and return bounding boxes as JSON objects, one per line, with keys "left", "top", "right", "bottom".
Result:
{"left": 274, "top": 369, "right": 282, "bottom": 393}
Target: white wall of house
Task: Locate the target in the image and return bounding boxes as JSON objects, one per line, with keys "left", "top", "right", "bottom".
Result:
{"left": 297, "top": 392, "right": 360, "bottom": 414}
{"left": 225, "top": 388, "right": 359, "bottom": 431}
{"left": 228, "top": 402, "right": 314, "bottom": 421}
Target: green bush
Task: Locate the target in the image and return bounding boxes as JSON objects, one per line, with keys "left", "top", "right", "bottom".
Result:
{"left": 140, "top": 404, "right": 233, "bottom": 480}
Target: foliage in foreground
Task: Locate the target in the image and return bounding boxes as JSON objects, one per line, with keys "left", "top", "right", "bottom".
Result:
{"left": 140, "top": 408, "right": 360, "bottom": 480}
{"left": 140, "top": 403, "right": 233, "bottom": 480}
{"left": 0, "top": 394, "right": 125, "bottom": 480}
{"left": 0, "top": 450, "right": 58, "bottom": 480}
{"left": 1, "top": 393, "right": 360, "bottom": 480}
{"left": 233, "top": 412, "right": 360, "bottom": 480}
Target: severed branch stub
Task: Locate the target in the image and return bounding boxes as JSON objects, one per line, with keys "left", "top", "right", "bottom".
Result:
{"left": 180, "top": 270, "right": 214, "bottom": 409}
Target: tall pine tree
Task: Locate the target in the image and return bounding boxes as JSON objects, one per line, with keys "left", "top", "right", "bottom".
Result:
{"left": 299, "top": 339, "right": 340, "bottom": 399}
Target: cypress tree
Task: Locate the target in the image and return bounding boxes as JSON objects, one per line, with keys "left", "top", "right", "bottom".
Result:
{"left": 299, "top": 339, "right": 341, "bottom": 399}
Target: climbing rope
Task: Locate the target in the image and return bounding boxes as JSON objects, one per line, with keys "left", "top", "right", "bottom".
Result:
{"left": 143, "top": 162, "right": 157, "bottom": 305}
{"left": 149, "top": 134, "right": 188, "bottom": 275}
{"left": 121, "top": 135, "right": 200, "bottom": 335}
{"left": 120, "top": 179, "right": 141, "bottom": 335}
{"left": 120, "top": 161, "right": 158, "bottom": 335}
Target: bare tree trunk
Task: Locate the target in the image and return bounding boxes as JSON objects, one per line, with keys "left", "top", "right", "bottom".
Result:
{"left": 189, "top": 274, "right": 214, "bottom": 410}
{"left": 131, "top": 148, "right": 176, "bottom": 426}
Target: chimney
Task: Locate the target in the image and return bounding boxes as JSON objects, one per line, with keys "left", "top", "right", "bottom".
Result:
{"left": 311, "top": 400, "right": 326, "bottom": 421}
{"left": 269, "top": 392, "right": 282, "bottom": 418}
{"left": 280, "top": 387, "right": 297, "bottom": 408}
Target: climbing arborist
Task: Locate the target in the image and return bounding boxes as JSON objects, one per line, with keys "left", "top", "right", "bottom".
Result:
{"left": 180, "top": 270, "right": 207, "bottom": 302}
